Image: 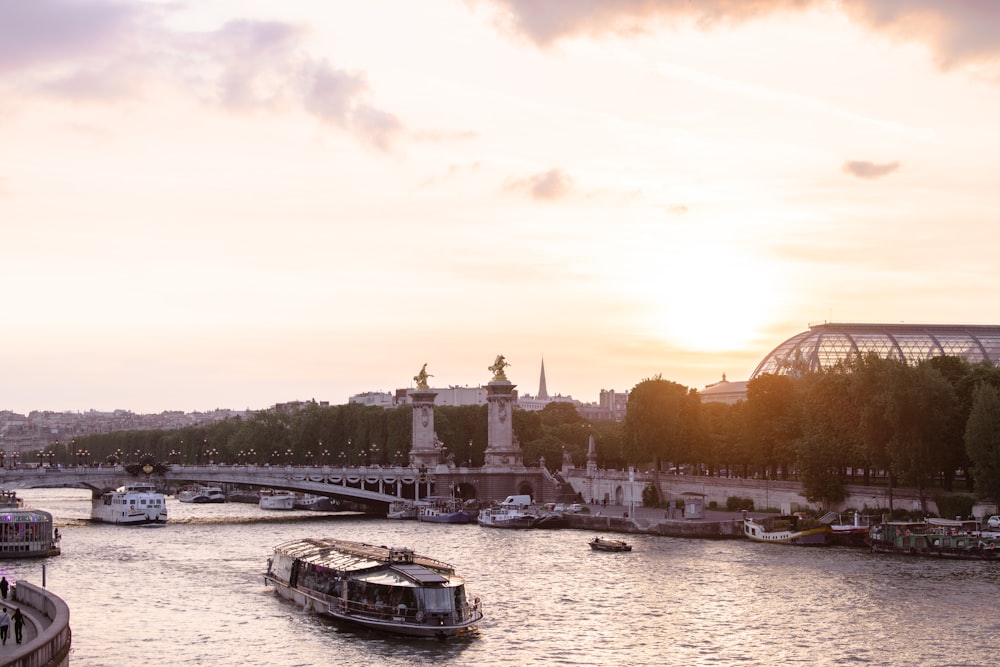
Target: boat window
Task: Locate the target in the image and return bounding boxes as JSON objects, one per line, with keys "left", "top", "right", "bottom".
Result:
{"left": 416, "top": 587, "right": 454, "bottom": 613}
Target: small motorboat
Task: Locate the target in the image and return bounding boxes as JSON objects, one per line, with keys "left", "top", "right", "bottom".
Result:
{"left": 589, "top": 537, "right": 632, "bottom": 552}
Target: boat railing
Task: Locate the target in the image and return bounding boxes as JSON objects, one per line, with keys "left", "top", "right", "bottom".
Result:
{"left": 336, "top": 596, "right": 483, "bottom": 626}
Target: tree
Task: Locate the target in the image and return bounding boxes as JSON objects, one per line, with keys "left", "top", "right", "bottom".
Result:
{"left": 965, "top": 382, "right": 1000, "bottom": 505}
{"left": 745, "top": 373, "right": 800, "bottom": 480}
{"left": 623, "top": 376, "right": 701, "bottom": 500}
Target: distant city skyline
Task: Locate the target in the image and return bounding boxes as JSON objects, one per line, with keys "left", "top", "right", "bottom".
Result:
{"left": 4, "top": 2, "right": 1000, "bottom": 415}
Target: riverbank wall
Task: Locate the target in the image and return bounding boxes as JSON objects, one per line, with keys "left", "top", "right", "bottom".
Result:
{"left": 2, "top": 581, "right": 71, "bottom": 667}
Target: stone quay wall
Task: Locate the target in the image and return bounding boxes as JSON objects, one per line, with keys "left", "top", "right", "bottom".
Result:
{"left": 4, "top": 581, "right": 71, "bottom": 667}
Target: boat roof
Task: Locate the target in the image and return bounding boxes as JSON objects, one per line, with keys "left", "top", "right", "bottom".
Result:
{"left": 274, "top": 538, "right": 457, "bottom": 577}
{"left": 926, "top": 518, "right": 977, "bottom": 527}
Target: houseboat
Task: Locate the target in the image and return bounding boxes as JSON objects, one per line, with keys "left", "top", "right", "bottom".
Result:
{"left": 0, "top": 490, "right": 61, "bottom": 558}
{"left": 91, "top": 482, "right": 168, "bottom": 525}
{"left": 293, "top": 494, "right": 339, "bottom": 512}
{"left": 264, "top": 537, "right": 483, "bottom": 639}
{"left": 867, "top": 519, "right": 1000, "bottom": 560}
{"left": 259, "top": 489, "right": 295, "bottom": 510}
{"left": 743, "top": 514, "right": 832, "bottom": 545}
{"left": 177, "top": 485, "right": 227, "bottom": 503}
{"left": 478, "top": 495, "right": 537, "bottom": 529}
{"left": 387, "top": 500, "right": 418, "bottom": 520}
{"left": 417, "top": 497, "right": 474, "bottom": 524}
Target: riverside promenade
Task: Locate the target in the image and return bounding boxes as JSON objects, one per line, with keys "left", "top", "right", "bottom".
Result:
{"left": 0, "top": 581, "right": 70, "bottom": 667}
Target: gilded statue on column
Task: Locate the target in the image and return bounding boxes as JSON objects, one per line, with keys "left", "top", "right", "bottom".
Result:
{"left": 413, "top": 363, "right": 432, "bottom": 390}
{"left": 488, "top": 355, "right": 510, "bottom": 382}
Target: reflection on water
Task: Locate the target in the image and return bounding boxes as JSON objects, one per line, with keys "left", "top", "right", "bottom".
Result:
{"left": 4, "top": 488, "right": 1000, "bottom": 667}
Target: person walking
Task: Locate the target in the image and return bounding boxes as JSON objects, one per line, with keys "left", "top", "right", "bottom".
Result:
{"left": 0, "top": 607, "right": 10, "bottom": 645}
{"left": 0, "top": 577, "right": 8, "bottom": 600}
{"left": 11, "top": 608, "right": 23, "bottom": 644}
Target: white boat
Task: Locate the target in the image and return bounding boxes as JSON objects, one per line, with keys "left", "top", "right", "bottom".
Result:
{"left": 0, "top": 489, "right": 61, "bottom": 558}
{"left": 743, "top": 515, "right": 832, "bottom": 545}
{"left": 477, "top": 495, "right": 537, "bottom": 529}
{"left": 91, "top": 482, "right": 168, "bottom": 525}
{"left": 177, "top": 485, "right": 227, "bottom": 504}
{"left": 264, "top": 537, "right": 483, "bottom": 639}
{"left": 259, "top": 490, "right": 295, "bottom": 510}
{"left": 387, "top": 500, "right": 418, "bottom": 520}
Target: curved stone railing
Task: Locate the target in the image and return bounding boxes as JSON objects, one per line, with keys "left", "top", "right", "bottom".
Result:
{"left": 3, "top": 581, "right": 71, "bottom": 667}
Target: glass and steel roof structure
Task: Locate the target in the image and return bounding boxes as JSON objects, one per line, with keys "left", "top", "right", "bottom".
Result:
{"left": 751, "top": 323, "right": 1000, "bottom": 379}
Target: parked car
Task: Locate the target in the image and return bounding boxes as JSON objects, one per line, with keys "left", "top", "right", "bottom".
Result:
{"left": 987, "top": 515, "right": 1000, "bottom": 529}
{"left": 569, "top": 503, "right": 582, "bottom": 513}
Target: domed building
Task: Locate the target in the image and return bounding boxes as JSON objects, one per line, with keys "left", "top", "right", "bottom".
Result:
{"left": 751, "top": 322, "right": 1000, "bottom": 379}
{"left": 700, "top": 322, "right": 1000, "bottom": 404}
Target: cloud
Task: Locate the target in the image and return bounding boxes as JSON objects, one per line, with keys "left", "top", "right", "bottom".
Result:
{"left": 0, "top": 0, "right": 146, "bottom": 72}
{"left": 0, "top": 1, "right": 404, "bottom": 149}
{"left": 505, "top": 168, "right": 574, "bottom": 200}
{"left": 479, "top": 0, "right": 1000, "bottom": 71}
{"left": 842, "top": 160, "right": 901, "bottom": 179}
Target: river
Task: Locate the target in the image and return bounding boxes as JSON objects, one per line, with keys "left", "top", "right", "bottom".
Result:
{"left": 3, "top": 488, "right": 999, "bottom": 667}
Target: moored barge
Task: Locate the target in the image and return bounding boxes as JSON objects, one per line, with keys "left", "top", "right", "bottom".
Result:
{"left": 264, "top": 537, "right": 483, "bottom": 639}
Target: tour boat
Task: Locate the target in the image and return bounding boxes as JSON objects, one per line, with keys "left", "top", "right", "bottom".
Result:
{"left": 177, "top": 485, "right": 227, "bottom": 503}
{"left": 743, "top": 515, "right": 832, "bottom": 545}
{"left": 0, "top": 490, "right": 62, "bottom": 558}
{"left": 91, "top": 482, "right": 168, "bottom": 525}
{"left": 259, "top": 489, "right": 295, "bottom": 510}
{"left": 589, "top": 537, "right": 632, "bottom": 552}
{"left": 867, "top": 519, "right": 1000, "bottom": 560}
{"left": 264, "top": 537, "right": 483, "bottom": 639}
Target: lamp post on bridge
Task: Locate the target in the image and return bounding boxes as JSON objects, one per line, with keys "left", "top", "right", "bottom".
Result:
{"left": 169, "top": 450, "right": 181, "bottom": 465}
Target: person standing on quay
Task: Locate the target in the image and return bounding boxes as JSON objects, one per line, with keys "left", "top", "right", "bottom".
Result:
{"left": 0, "top": 576, "right": 8, "bottom": 600}
{"left": 0, "top": 607, "right": 10, "bottom": 645}
{"left": 12, "top": 608, "right": 23, "bottom": 644}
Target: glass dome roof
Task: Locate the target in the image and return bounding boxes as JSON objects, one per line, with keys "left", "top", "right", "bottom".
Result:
{"left": 751, "top": 323, "right": 1000, "bottom": 379}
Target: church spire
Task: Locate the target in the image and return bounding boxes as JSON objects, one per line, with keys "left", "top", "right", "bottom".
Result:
{"left": 538, "top": 357, "right": 549, "bottom": 400}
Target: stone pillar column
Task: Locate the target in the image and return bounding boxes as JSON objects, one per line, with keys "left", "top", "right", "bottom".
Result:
{"left": 409, "top": 390, "right": 439, "bottom": 469}
{"left": 484, "top": 380, "right": 523, "bottom": 467}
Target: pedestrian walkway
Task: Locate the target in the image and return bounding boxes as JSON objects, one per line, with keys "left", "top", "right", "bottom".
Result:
{"left": 0, "top": 598, "right": 42, "bottom": 661}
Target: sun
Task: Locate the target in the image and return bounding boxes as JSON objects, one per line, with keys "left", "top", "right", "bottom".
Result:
{"left": 639, "top": 237, "right": 778, "bottom": 352}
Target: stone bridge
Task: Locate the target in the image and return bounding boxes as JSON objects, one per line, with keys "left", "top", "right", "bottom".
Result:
{"left": 0, "top": 463, "right": 561, "bottom": 512}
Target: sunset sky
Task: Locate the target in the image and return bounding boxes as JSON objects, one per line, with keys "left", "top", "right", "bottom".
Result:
{"left": 3, "top": 0, "right": 1000, "bottom": 415}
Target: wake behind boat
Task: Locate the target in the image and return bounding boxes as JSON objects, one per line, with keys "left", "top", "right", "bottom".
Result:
{"left": 263, "top": 537, "right": 483, "bottom": 639}
{"left": 91, "top": 482, "right": 168, "bottom": 525}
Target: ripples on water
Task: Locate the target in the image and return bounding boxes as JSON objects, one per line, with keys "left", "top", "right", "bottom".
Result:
{"left": 5, "top": 489, "right": 1000, "bottom": 667}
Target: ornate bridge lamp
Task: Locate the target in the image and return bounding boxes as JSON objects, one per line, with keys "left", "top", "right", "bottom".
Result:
{"left": 338, "top": 451, "right": 346, "bottom": 469}
{"left": 206, "top": 448, "right": 219, "bottom": 464}
{"left": 169, "top": 450, "right": 181, "bottom": 465}
{"left": 304, "top": 451, "right": 314, "bottom": 467}
{"left": 284, "top": 449, "right": 294, "bottom": 465}
{"left": 321, "top": 449, "right": 330, "bottom": 466}
{"left": 246, "top": 449, "right": 257, "bottom": 465}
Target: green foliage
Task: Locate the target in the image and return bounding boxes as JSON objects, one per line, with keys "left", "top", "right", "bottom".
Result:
{"left": 725, "top": 496, "right": 755, "bottom": 511}
{"left": 965, "top": 382, "right": 1000, "bottom": 502}
{"left": 933, "top": 494, "right": 974, "bottom": 520}
{"left": 623, "top": 375, "right": 700, "bottom": 470}
{"left": 641, "top": 483, "right": 661, "bottom": 507}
